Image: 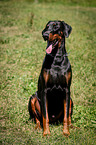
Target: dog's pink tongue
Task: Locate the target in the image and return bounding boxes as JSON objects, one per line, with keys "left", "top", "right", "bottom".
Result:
{"left": 46, "top": 44, "right": 52, "bottom": 54}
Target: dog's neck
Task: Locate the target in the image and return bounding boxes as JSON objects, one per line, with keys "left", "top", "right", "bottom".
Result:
{"left": 42, "top": 38, "right": 67, "bottom": 70}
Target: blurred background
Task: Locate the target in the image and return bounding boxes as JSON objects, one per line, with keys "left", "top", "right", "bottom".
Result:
{"left": 0, "top": 0, "right": 96, "bottom": 144}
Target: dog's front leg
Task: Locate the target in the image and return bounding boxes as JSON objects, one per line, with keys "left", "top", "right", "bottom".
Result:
{"left": 42, "top": 69, "right": 50, "bottom": 136}
{"left": 63, "top": 87, "right": 70, "bottom": 136}
{"left": 42, "top": 89, "right": 50, "bottom": 136}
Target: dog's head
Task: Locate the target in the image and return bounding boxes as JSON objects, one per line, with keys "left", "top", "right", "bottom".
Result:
{"left": 42, "top": 20, "right": 72, "bottom": 54}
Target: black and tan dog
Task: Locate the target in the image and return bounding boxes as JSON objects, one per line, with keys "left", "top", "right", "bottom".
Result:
{"left": 28, "top": 20, "right": 73, "bottom": 136}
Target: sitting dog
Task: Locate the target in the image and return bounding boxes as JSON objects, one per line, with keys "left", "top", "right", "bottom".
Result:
{"left": 28, "top": 20, "right": 73, "bottom": 136}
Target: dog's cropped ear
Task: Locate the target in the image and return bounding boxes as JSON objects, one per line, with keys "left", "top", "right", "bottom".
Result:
{"left": 62, "top": 21, "right": 72, "bottom": 38}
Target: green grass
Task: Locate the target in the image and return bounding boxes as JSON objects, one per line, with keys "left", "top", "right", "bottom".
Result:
{"left": 0, "top": 0, "right": 96, "bottom": 144}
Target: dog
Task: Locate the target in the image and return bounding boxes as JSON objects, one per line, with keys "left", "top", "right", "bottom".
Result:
{"left": 28, "top": 20, "right": 73, "bottom": 136}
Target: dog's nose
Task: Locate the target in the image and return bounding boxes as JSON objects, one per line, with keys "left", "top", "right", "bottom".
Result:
{"left": 42, "top": 32, "right": 49, "bottom": 40}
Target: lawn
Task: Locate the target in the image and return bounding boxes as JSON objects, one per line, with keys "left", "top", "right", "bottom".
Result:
{"left": 0, "top": 0, "right": 96, "bottom": 144}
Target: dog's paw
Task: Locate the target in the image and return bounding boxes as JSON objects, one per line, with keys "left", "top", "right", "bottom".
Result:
{"left": 63, "top": 128, "right": 70, "bottom": 137}
{"left": 43, "top": 129, "right": 50, "bottom": 136}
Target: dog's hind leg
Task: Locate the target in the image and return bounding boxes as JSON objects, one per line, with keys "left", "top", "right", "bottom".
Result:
{"left": 28, "top": 93, "right": 41, "bottom": 129}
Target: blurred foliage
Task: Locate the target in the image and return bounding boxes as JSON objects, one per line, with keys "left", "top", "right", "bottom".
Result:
{"left": 25, "top": 0, "right": 96, "bottom": 7}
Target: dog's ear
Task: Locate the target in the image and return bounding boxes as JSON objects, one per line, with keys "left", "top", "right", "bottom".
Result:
{"left": 62, "top": 21, "right": 72, "bottom": 38}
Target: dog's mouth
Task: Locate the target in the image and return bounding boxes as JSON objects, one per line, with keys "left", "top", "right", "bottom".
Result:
{"left": 46, "top": 39, "right": 59, "bottom": 54}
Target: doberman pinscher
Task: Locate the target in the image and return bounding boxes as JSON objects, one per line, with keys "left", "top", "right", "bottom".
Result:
{"left": 28, "top": 20, "right": 73, "bottom": 136}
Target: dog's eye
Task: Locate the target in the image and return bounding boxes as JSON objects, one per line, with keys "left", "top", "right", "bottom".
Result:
{"left": 53, "top": 24, "right": 57, "bottom": 29}
{"left": 53, "top": 24, "right": 56, "bottom": 28}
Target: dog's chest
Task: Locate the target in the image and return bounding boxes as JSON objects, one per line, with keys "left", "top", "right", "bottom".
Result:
{"left": 47, "top": 55, "right": 71, "bottom": 87}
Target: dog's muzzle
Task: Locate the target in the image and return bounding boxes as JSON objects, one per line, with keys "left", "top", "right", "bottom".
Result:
{"left": 42, "top": 30, "right": 51, "bottom": 41}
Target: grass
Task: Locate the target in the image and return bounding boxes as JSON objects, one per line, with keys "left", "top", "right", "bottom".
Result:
{"left": 0, "top": 0, "right": 96, "bottom": 144}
